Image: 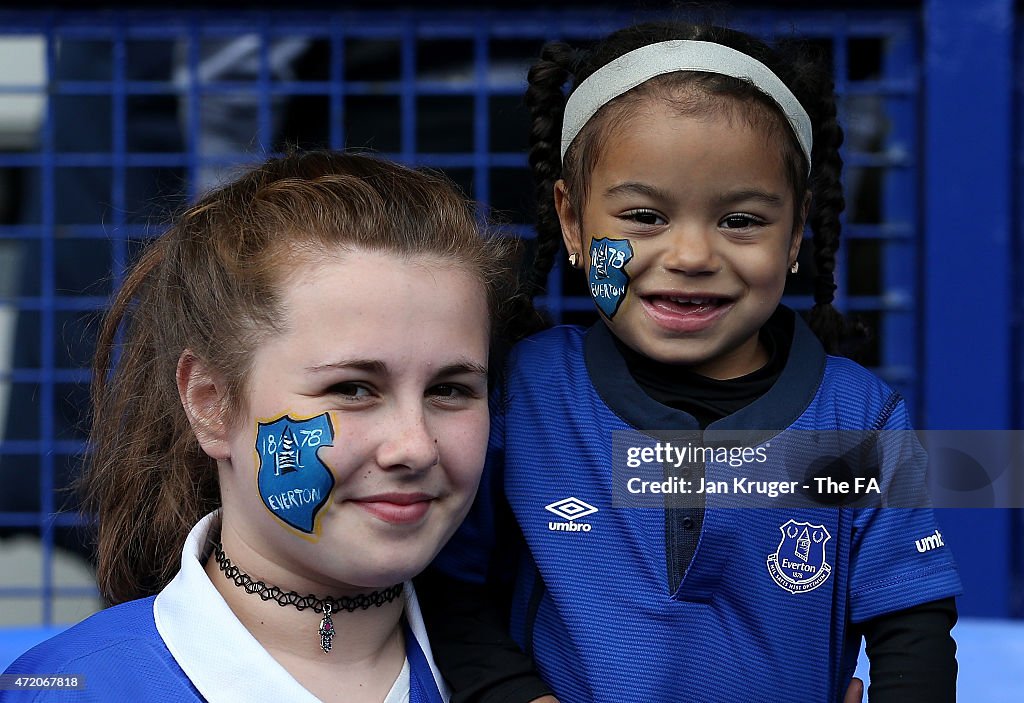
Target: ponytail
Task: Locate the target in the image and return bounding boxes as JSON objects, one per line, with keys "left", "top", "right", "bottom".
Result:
{"left": 84, "top": 234, "right": 220, "bottom": 605}
{"left": 792, "top": 48, "right": 869, "bottom": 356}
{"left": 504, "top": 41, "right": 580, "bottom": 341}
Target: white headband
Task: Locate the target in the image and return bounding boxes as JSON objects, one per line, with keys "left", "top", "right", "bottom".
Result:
{"left": 560, "top": 40, "right": 813, "bottom": 172}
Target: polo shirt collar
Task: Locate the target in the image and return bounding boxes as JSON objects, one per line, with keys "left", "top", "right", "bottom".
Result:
{"left": 153, "top": 512, "right": 449, "bottom": 702}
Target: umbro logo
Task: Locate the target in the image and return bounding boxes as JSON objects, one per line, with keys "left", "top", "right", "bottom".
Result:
{"left": 915, "top": 529, "right": 945, "bottom": 553}
{"left": 545, "top": 497, "right": 598, "bottom": 520}
{"left": 545, "top": 497, "right": 598, "bottom": 532}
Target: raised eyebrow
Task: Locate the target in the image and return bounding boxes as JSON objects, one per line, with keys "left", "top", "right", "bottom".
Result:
{"left": 305, "top": 359, "right": 387, "bottom": 374}
{"left": 715, "top": 189, "right": 786, "bottom": 209}
{"left": 603, "top": 181, "right": 673, "bottom": 203}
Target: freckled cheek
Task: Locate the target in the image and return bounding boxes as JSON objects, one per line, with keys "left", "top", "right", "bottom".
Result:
{"left": 311, "top": 442, "right": 362, "bottom": 483}
{"left": 439, "top": 414, "right": 490, "bottom": 489}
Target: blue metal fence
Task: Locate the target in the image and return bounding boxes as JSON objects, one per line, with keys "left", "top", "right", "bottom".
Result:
{"left": 0, "top": 6, "right": 1016, "bottom": 625}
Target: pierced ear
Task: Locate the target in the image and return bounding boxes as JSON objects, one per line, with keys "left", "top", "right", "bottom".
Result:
{"left": 554, "top": 179, "right": 584, "bottom": 262}
{"left": 790, "top": 190, "right": 813, "bottom": 262}
{"left": 176, "top": 350, "right": 232, "bottom": 461}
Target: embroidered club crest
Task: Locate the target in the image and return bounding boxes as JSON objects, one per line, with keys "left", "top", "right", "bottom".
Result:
{"left": 256, "top": 413, "right": 335, "bottom": 534}
{"left": 766, "top": 519, "right": 832, "bottom": 593}
{"left": 588, "top": 237, "right": 633, "bottom": 318}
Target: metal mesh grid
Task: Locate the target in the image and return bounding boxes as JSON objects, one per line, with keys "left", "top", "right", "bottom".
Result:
{"left": 0, "top": 9, "right": 920, "bottom": 624}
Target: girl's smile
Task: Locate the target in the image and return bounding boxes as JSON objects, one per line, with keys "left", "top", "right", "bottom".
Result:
{"left": 638, "top": 293, "right": 735, "bottom": 334}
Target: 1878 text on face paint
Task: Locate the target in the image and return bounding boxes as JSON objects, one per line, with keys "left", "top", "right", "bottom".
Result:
{"left": 588, "top": 237, "right": 634, "bottom": 318}
{"left": 256, "top": 413, "right": 336, "bottom": 535}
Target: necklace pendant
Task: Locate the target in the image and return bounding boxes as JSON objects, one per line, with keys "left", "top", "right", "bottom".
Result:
{"left": 318, "top": 603, "right": 334, "bottom": 653}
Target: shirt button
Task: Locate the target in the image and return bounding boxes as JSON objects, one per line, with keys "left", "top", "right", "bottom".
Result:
{"left": 682, "top": 517, "right": 695, "bottom": 529}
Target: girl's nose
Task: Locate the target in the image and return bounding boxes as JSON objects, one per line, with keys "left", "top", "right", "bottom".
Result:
{"left": 662, "top": 226, "right": 719, "bottom": 275}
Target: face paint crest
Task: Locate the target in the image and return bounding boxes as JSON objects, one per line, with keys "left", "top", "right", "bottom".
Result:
{"left": 255, "top": 412, "right": 336, "bottom": 537}
{"left": 588, "top": 236, "right": 634, "bottom": 318}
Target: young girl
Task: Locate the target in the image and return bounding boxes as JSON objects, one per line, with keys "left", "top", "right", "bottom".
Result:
{"left": 423, "top": 21, "right": 961, "bottom": 703}
{"left": 4, "top": 151, "right": 513, "bottom": 702}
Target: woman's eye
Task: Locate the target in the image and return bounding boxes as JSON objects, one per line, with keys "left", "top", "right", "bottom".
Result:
{"left": 720, "top": 213, "right": 764, "bottom": 230}
{"left": 430, "top": 384, "right": 465, "bottom": 399}
{"left": 328, "top": 382, "right": 373, "bottom": 399}
{"left": 428, "top": 383, "right": 481, "bottom": 405}
{"left": 623, "top": 209, "right": 666, "bottom": 227}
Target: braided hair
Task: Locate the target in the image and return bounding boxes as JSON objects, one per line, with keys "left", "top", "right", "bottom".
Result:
{"left": 517, "top": 20, "right": 862, "bottom": 355}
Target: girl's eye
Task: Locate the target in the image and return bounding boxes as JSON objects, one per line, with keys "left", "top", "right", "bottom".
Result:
{"left": 622, "top": 209, "right": 667, "bottom": 227}
{"left": 720, "top": 213, "right": 765, "bottom": 230}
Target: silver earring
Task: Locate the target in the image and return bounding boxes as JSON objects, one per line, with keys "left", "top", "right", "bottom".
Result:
{"left": 568, "top": 252, "right": 580, "bottom": 268}
{"left": 789, "top": 261, "right": 799, "bottom": 274}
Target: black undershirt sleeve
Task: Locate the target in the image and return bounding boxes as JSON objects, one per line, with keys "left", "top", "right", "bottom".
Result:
{"left": 415, "top": 567, "right": 554, "bottom": 703}
{"left": 857, "top": 596, "right": 958, "bottom": 702}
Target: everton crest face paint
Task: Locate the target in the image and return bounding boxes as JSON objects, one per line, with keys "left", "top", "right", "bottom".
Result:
{"left": 588, "top": 236, "right": 633, "bottom": 318}
{"left": 256, "top": 412, "right": 335, "bottom": 535}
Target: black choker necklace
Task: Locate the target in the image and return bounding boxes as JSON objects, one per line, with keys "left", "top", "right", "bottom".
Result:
{"left": 212, "top": 542, "right": 403, "bottom": 653}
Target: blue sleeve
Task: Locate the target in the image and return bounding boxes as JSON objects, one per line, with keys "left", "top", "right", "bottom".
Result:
{"left": 848, "top": 398, "right": 963, "bottom": 623}
{"left": 2, "top": 599, "right": 201, "bottom": 702}
{"left": 4, "top": 642, "right": 106, "bottom": 703}
{"left": 3, "top": 635, "right": 180, "bottom": 702}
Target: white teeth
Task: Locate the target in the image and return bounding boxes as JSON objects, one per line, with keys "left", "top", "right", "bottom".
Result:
{"left": 669, "top": 297, "right": 713, "bottom": 305}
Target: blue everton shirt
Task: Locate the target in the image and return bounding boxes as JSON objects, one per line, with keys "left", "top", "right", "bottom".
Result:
{"left": 4, "top": 513, "right": 449, "bottom": 702}
{"left": 437, "top": 316, "right": 962, "bottom": 702}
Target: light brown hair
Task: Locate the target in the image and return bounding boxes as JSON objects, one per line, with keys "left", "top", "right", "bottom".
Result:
{"left": 84, "top": 151, "right": 511, "bottom": 605}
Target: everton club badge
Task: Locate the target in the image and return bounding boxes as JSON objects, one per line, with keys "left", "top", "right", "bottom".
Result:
{"left": 766, "top": 519, "right": 832, "bottom": 593}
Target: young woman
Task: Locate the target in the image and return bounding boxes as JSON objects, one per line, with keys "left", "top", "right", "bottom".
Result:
{"left": 5, "top": 151, "right": 512, "bottom": 702}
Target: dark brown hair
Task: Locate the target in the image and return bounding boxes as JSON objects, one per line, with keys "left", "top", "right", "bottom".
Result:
{"left": 84, "top": 151, "right": 512, "bottom": 605}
